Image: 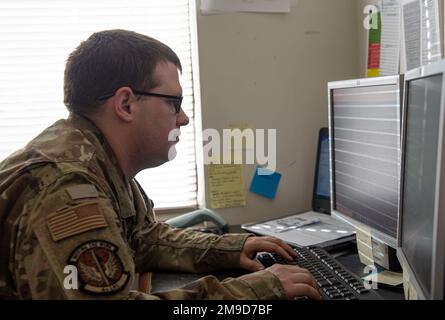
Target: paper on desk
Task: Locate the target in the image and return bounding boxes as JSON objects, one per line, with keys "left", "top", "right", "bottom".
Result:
{"left": 380, "top": 0, "right": 401, "bottom": 76}
{"left": 208, "top": 164, "right": 246, "bottom": 209}
{"left": 363, "top": 270, "right": 403, "bottom": 287}
{"left": 242, "top": 211, "right": 356, "bottom": 247}
{"left": 200, "top": 0, "right": 292, "bottom": 15}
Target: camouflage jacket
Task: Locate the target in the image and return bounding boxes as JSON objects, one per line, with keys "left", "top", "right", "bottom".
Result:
{"left": 0, "top": 114, "right": 285, "bottom": 300}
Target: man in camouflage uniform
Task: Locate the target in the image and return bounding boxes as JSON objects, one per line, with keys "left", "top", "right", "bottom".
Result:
{"left": 0, "top": 30, "right": 320, "bottom": 300}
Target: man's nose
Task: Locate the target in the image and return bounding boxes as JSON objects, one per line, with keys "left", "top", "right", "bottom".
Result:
{"left": 177, "top": 109, "right": 189, "bottom": 126}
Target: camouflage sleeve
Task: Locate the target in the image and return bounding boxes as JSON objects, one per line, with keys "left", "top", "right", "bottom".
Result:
{"left": 14, "top": 172, "right": 286, "bottom": 300}
{"left": 14, "top": 172, "right": 151, "bottom": 299}
{"left": 132, "top": 221, "right": 252, "bottom": 274}
{"left": 154, "top": 271, "right": 286, "bottom": 300}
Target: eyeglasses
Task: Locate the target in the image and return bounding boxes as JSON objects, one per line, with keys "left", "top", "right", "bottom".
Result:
{"left": 98, "top": 89, "right": 183, "bottom": 114}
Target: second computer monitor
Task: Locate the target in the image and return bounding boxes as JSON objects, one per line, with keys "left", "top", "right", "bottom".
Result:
{"left": 328, "top": 76, "right": 402, "bottom": 248}
{"left": 397, "top": 60, "right": 445, "bottom": 300}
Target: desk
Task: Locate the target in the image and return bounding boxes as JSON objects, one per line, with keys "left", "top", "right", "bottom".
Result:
{"left": 151, "top": 226, "right": 405, "bottom": 300}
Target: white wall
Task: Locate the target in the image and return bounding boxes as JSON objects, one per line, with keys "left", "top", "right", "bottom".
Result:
{"left": 195, "top": 0, "right": 361, "bottom": 225}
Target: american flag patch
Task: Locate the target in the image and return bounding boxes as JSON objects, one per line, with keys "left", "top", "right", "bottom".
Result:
{"left": 47, "top": 201, "right": 108, "bottom": 241}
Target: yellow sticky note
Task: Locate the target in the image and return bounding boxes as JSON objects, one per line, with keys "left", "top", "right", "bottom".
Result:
{"left": 208, "top": 164, "right": 246, "bottom": 209}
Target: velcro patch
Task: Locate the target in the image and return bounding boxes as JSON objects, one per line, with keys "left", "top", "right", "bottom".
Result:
{"left": 68, "top": 240, "right": 129, "bottom": 295}
{"left": 47, "top": 201, "right": 108, "bottom": 241}
{"left": 66, "top": 184, "right": 99, "bottom": 200}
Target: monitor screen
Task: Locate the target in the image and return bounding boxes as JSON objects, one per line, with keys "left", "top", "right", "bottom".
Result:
{"left": 331, "top": 82, "right": 400, "bottom": 241}
{"left": 401, "top": 74, "right": 443, "bottom": 299}
{"left": 316, "top": 131, "right": 330, "bottom": 199}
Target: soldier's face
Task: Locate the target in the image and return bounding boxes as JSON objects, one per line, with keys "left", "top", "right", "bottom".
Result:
{"left": 132, "top": 61, "right": 189, "bottom": 168}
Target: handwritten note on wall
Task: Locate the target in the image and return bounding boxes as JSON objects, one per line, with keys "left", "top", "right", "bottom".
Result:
{"left": 209, "top": 164, "right": 246, "bottom": 209}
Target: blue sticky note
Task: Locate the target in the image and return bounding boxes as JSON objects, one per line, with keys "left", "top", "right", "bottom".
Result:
{"left": 249, "top": 167, "right": 282, "bottom": 199}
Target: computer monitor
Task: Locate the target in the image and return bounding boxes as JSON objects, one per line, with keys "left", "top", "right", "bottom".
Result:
{"left": 312, "top": 127, "right": 331, "bottom": 214}
{"left": 397, "top": 60, "right": 445, "bottom": 300}
{"left": 327, "top": 76, "right": 403, "bottom": 250}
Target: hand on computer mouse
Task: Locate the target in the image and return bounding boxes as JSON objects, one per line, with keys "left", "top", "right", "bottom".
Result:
{"left": 265, "top": 264, "right": 322, "bottom": 300}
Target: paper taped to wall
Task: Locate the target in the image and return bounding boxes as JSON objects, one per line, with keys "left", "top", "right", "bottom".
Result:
{"left": 380, "top": 0, "right": 401, "bottom": 75}
{"left": 402, "top": 0, "right": 442, "bottom": 70}
{"left": 208, "top": 164, "right": 246, "bottom": 209}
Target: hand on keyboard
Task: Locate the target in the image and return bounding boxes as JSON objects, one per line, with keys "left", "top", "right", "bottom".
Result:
{"left": 265, "top": 264, "right": 322, "bottom": 300}
{"left": 256, "top": 247, "right": 383, "bottom": 300}
{"left": 240, "top": 236, "right": 297, "bottom": 272}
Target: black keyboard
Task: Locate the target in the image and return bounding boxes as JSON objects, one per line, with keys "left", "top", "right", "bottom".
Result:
{"left": 256, "top": 246, "right": 383, "bottom": 300}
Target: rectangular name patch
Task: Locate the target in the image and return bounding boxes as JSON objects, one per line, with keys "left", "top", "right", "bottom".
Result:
{"left": 47, "top": 201, "right": 108, "bottom": 241}
{"left": 66, "top": 184, "right": 99, "bottom": 200}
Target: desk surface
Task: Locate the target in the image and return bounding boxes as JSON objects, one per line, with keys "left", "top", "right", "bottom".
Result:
{"left": 151, "top": 226, "right": 405, "bottom": 300}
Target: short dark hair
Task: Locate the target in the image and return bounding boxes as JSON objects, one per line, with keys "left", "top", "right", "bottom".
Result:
{"left": 64, "top": 29, "right": 182, "bottom": 115}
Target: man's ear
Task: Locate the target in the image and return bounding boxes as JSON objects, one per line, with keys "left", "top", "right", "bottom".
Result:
{"left": 112, "top": 87, "right": 135, "bottom": 122}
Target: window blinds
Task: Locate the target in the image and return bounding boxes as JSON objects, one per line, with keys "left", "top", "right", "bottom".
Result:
{"left": 0, "top": 0, "right": 198, "bottom": 209}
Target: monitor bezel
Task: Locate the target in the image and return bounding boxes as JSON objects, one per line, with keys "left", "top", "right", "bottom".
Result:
{"left": 397, "top": 61, "right": 445, "bottom": 300}
{"left": 327, "top": 75, "right": 403, "bottom": 249}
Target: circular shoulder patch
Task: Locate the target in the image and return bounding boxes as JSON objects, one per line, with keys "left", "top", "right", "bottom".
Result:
{"left": 68, "top": 240, "right": 130, "bottom": 295}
